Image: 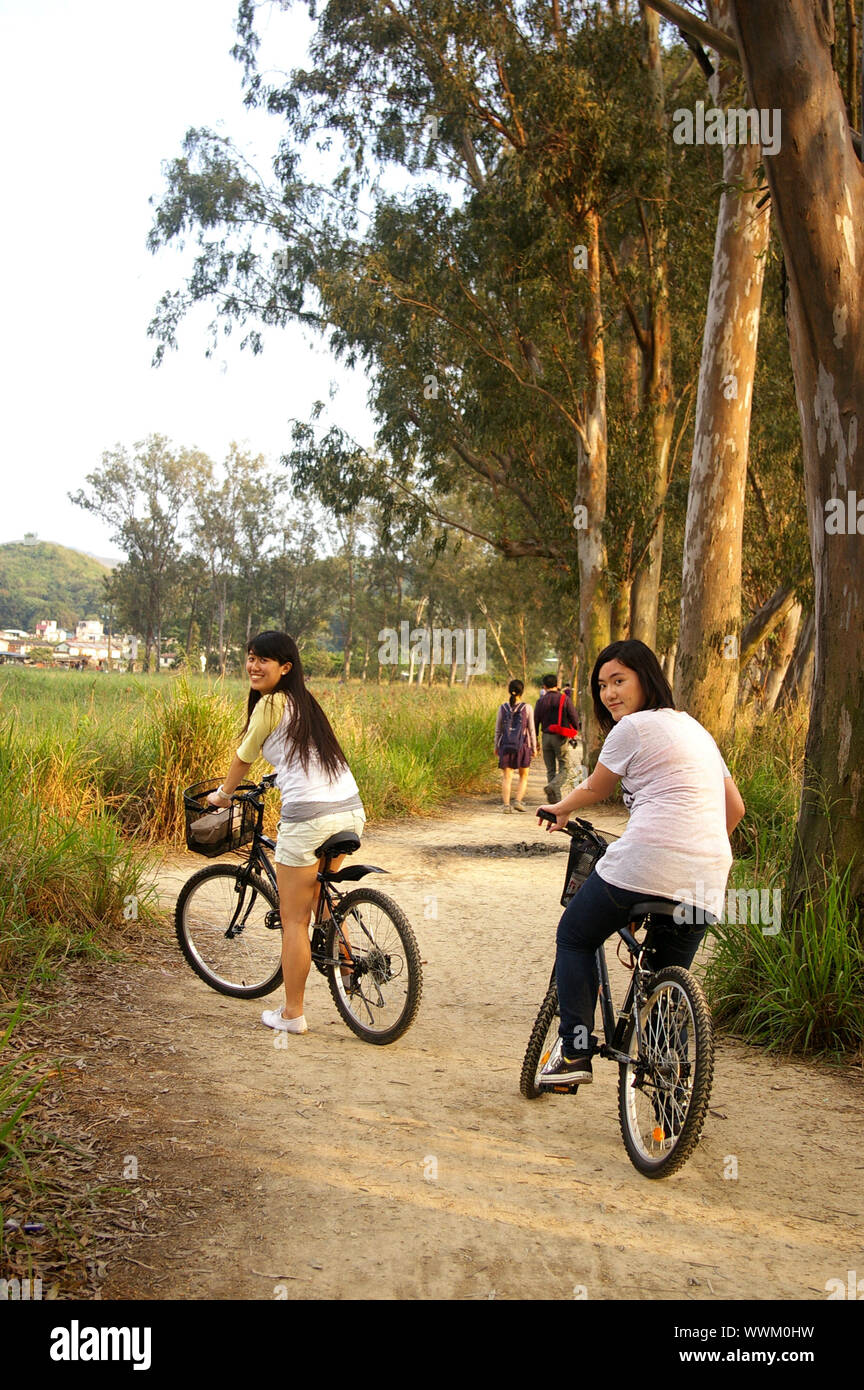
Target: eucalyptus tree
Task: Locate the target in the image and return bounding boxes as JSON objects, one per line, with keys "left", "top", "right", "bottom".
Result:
{"left": 70, "top": 435, "right": 208, "bottom": 671}
{"left": 189, "top": 444, "right": 281, "bottom": 671}
{"left": 648, "top": 0, "right": 864, "bottom": 908}
{"left": 149, "top": 0, "right": 697, "bottom": 748}
{"left": 670, "top": 0, "right": 771, "bottom": 740}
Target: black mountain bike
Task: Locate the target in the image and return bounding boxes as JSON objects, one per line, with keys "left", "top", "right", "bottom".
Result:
{"left": 520, "top": 812, "right": 715, "bottom": 1178}
{"left": 176, "top": 774, "right": 422, "bottom": 1044}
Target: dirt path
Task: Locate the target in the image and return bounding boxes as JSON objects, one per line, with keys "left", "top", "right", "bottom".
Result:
{"left": 40, "top": 765, "right": 864, "bottom": 1300}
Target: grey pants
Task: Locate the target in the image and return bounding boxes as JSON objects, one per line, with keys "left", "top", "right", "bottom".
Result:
{"left": 542, "top": 733, "right": 583, "bottom": 799}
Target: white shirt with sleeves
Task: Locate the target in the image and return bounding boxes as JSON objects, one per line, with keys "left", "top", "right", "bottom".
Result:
{"left": 595, "top": 708, "right": 732, "bottom": 916}
{"left": 235, "top": 692, "right": 363, "bottom": 823}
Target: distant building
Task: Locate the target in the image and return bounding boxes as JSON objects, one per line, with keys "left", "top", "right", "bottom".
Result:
{"left": 35, "top": 620, "right": 67, "bottom": 642}
{"left": 53, "top": 634, "right": 135, "bottom": 669}
{"left": 0, "top": 632, "right": 31, "bottom": 661}
{"left": 76, "top": 619, "right": 104, "bottom": 641}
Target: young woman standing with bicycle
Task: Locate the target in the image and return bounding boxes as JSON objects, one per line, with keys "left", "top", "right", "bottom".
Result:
{"left": 206, "top": 631, "right": 365, "bottom": 1036}
{"left": 537, "top": 639, "right": 745, "bottom": 1086}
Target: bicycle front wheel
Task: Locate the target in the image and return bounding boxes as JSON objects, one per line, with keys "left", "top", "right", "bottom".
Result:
{"left": 519, "top": 985, "right": 560, "bottom": 1098}
{"left": 175, "top": 864, "right": 283, "bottom": 999}
{"left": 618, "top": 965, "right": 714, "bottom": 1178}
{"left": 325, "top": 889, "right": 422, "bottom": 1044}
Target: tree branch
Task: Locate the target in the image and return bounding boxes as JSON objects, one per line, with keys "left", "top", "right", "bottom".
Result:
{"left": 641, "top": 0, "right": 739, "bottom": 60}
{"left": 601, "top": 232, "right": 650, "bottom": 357}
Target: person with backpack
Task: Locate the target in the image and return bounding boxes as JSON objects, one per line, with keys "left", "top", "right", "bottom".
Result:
{"left": 494, "top": 678, "right": 537, "bottom": 812}
{"left": 534, "top": 673, "right": 582, "bottom": 802}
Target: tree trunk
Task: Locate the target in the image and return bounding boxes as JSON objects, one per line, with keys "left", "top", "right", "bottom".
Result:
{"left": 630, "top": 5, "right": 675, "bottom": 647}
{"left": 611, "top": 578, "right": 632, "bottom": 640}
{"left": 663, "top": 641, "right": 677, "bottom": 687}
{"left": 218, "top": 583, "right": 226, "bottom": 678}
{"left": 776, "top": 609, "right": 815, "bottom": 710}
{"left": 763, "top": 600, "right": 802, "bottom": 712}
{"left": 739, "top": 583, "right": 799, "bottom": 666}
{"left": 674, "top": 0, "right": 771, "bottom": 741}
{"left": 462, "top": 613, "right": 472, "bottom": 686}
{"left": 342, "top": 548, "right": 355, "bottom": 682}
{"left": 731, "top": 0, "right": 864, "bottom": 908}
{"left": 576, "top": 209, "right": 611, "bottom": 758}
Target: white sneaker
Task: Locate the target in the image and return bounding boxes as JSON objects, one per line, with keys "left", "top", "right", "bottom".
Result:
{"left": 261, "top": 1009, "right": 308, "bottom": 1034}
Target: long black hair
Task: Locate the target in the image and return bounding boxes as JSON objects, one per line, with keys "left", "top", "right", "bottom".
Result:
{"left": 590, "top": 640, "right": 674, "bottom": 736}
{"left": 244, "top": 631, "right": 348, "bottom": 779}
{"left": 507, "top": 678, "right": 525, "bottom": 707}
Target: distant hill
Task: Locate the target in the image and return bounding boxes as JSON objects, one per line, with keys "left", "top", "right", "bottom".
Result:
{"left": 0, "top": 541, "right": 112, "bottom": 632}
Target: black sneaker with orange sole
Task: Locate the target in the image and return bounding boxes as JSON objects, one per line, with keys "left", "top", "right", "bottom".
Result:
{"left": 538, "top": 1045, "right": 593, "bottom": 1087}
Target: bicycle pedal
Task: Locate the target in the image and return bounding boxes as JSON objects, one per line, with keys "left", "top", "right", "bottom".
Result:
{"left": 551, "top": 1082, "right": 580, "bottom": 1095}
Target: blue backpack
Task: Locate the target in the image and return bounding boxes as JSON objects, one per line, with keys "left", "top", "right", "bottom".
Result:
{"left": 500, "top": 701, "right": 526, "bottom": 754}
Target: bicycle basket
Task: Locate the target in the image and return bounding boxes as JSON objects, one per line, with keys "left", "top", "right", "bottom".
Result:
{"left": 183, "top": 780, "right": 258, "bottom": 858}
{"left": 561, "top": 826, "right": 609, "bottom": 907}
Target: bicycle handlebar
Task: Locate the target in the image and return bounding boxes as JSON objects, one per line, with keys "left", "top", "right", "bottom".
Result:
{"left": 236, "top": 772, "right": 277, "bottom": 802}
{"left": 536, "top": 809, "right": 618, "bottom": 846}
{"left": 536, "top": 809, "right": 587, "bottom": 837}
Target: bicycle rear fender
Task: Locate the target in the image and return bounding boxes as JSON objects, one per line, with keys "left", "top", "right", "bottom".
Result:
{"left": 322, "top": 864, "right": 388, "bottom": 883}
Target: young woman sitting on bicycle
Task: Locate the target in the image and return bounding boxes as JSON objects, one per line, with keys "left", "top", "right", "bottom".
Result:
{"left": 537, "top": 639, "right": 745, "bottom": 1085}
{"left": 207, "top": 630, "right": 365, "bottom": 1036}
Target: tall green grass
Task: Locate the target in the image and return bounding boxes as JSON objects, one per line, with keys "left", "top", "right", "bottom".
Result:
{"left": 703, "top": 700, "right": 864, "bottom": 1058}
{"left": 0, "top": 720, "right": 159, "bottom": 981}
{"left": 0, "top": 669, "right": 501, "bottom": 850}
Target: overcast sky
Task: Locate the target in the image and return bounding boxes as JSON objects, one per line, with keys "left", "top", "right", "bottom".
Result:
{"left": 0, "top": 0, "right": 376, "bottom": 560}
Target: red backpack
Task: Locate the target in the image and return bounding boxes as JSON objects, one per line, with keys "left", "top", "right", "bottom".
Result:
{"left": 547, "top": 692, "right": 578, "bottom": 738}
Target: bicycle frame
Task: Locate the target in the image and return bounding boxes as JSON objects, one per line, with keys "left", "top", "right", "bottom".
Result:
{"left": 546, "top": 921, "right": 656, "bottom": 1068}
{"left": 220, "top": 776, "right": 385, "bottom": 973}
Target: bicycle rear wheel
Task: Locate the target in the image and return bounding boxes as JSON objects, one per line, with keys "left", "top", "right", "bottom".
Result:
{"left": 519, "top": 985, "right": 560, "bottom": 1098}
{"left": 175, "top": 864, "right": 283, "bottom": 999}
{"left": 618, "top": 965, "right": 714, "bottom": 1178}
{"left": 325, "top": 888, "right": 422, "bottom": 1044}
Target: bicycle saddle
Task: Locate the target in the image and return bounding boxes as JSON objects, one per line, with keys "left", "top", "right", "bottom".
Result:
{"left": 315, "top": 830, "right": 361, "bottom": 859}
{"left": 629, "top": 897, "right": 718, "bottom": 926}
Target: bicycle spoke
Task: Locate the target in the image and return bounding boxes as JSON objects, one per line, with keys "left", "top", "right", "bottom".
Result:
{"left": 618, "top": 967, "right": 713, "bottom": 1174}
{"left": 324, "top": 889, "right": 422, "bottom": 1043}
{"left": 176, "top": 866, "right": 283, "bottom": 998}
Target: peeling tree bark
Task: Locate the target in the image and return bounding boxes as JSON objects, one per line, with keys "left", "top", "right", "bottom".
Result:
{"left": 776, "top": 608, "right": 815, "bottom": 709}
{"left": 739, "top": 583, "right": 799, "bottom": 666}
{"left": 674, "top": 0, "right": 771, "bottom": 742}
{"left": 630, "top": 4, "right": 676, "bottom": 646}
{"left": 730, "top": 0, "right": 864, "bottom": 909}
{"left": 577, "top": 209, "right": 612, "bottom": 759}
{"left": 763, "top": 599, "right": 802, "bottom": 711}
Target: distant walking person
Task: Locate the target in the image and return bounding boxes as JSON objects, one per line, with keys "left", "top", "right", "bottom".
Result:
{"left": 495, "top": 679, "right": 537, "bottom": 812}
{"left": 534, "top": 674, "right": 582, "bottom": 802}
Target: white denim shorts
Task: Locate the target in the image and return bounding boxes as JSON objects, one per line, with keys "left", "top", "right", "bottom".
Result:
{"left": 274, "top": 808, "right": 366, "bottom": 868}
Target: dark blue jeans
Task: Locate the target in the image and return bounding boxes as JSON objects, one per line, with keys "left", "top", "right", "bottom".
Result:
{"left": 555, "top": 869, "right": 705, "bottom": 1055}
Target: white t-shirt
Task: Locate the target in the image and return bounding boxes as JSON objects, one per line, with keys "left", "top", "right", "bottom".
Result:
{"left": 236, "top": 693, "right": 363, "bottom": 822}
{"left": 595, "top": 708, "right": 732, "bottom": 915}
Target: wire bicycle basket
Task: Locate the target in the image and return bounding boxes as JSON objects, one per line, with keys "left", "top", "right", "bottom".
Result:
{"left": 560, "top": 820, "right": 610, "bottom": 906}
{"left": 183, "top": 780, "right": 258, "bottom": 858}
